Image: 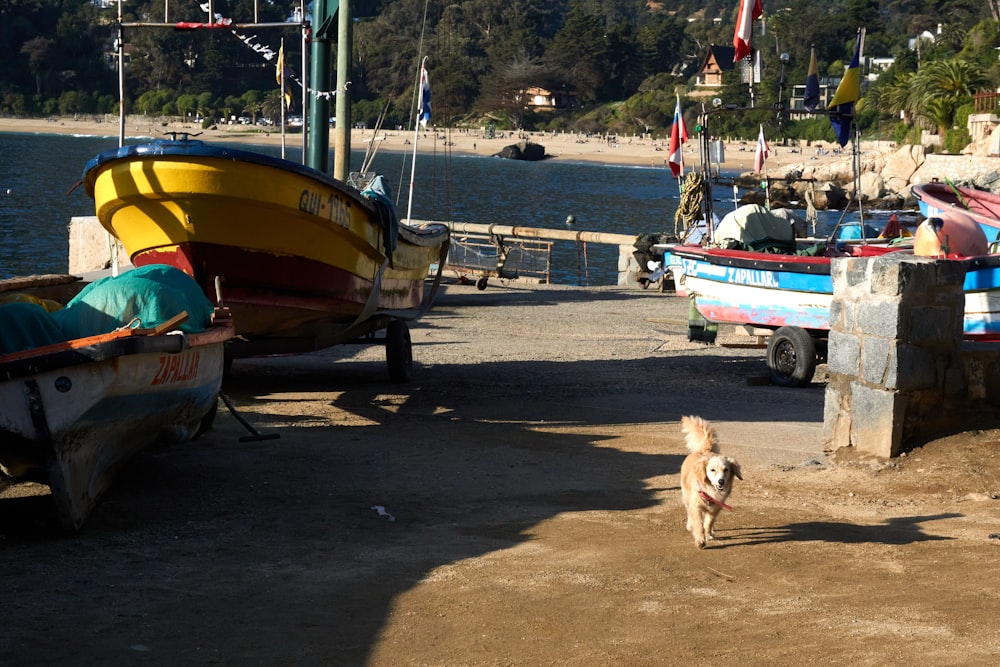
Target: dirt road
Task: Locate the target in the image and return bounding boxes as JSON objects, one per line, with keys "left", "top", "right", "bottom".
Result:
{"left": 3, "top": 283, "right": 1000, "bottom": 665}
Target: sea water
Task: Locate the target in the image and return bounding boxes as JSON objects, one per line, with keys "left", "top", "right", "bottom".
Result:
{"left": 0, "top": 132, "right": 891, "bottom": 284}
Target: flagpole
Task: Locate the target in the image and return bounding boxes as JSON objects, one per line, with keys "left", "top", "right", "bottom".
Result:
{"left": 279, "top": 37, "right": 286, "bottom": 159}
{"left": 669, "top": 93, "right": 688, "bottom": 208}
{"left": 762, "top": 159, "right": 770, "bottom": 210}
{"left": 405, "top": 56, "right": 428, "bottom": 223}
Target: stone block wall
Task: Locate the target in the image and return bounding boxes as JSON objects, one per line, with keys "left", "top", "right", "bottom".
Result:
{"left": 823, "top": 253, "right": 1000, "bottom": 457}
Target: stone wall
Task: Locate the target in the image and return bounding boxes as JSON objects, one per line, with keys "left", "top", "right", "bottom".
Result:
{"left": 824, "top": 253, "right": 1000, "bottom": 457}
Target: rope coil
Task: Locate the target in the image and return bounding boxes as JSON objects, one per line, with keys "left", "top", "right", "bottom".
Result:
{"left": 674, "top": 171, "right": 705, "bottom": 236}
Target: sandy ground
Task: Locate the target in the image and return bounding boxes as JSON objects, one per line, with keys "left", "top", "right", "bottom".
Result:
{"left": 3, "top": 282, "right": 1000, "bottom": 665}
{"left": 0, "top": 115, "right": 841, "bottom": 174}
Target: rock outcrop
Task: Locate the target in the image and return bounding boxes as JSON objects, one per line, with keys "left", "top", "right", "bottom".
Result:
{"left": 496, "top": 141, "right": 547, "bottom": 161}
{"left": 738, "top": 141, "right": 1000, "bottom": 211}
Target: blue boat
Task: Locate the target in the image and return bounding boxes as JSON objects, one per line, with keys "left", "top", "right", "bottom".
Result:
{"left": 673, "top": 210, "right": 1000, "bottom": 387}
{"left": 913, "top": 181, "right": 1000, "bottom": 247}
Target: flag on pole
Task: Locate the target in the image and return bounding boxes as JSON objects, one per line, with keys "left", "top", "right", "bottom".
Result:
{"left": 803, "top": 47, "right": 820, "bottom": 112}
{"left": 418, "top": 62, "right": 431, "bottom": 129}
{"left": 733, "top": 0, "right": 762, "bottom": 62}
{"left": 754, "top": 124, "right": 770, "bottom": 173}
{"left": 829, "top": 31, "right": 863, "bottom": 147}
{"left": 276, "top": 43, "right": 292, "bottom": 109}
{"left": 667, "top": 95, "right": 689, "bottom": 178}
{"left": 275, "top": 43, "right": 283, "bottom": 86}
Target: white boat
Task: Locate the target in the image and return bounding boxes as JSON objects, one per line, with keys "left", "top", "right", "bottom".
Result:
{"left": 0, "top": 266, "right": 234, "bottom": 530}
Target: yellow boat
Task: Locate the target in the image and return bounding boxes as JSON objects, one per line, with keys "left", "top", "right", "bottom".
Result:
{"left": 82, "top": 136, "right": 450, "bottom": 379}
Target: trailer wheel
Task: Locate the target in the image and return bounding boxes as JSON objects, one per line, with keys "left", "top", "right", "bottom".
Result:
{"left": 766, "top": 326, "right": 817, "bottom": 388}
{"left": 476, "top": 277, "right": 489, "bottom": 290}
{"left": 386, "top": 320, "right": 413, "bottom": 383}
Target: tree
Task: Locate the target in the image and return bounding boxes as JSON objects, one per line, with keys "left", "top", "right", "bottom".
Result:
{"left": 196, "top": 91, "right": 216, "bottom": 121}
{"left": 20, "top": 36, "right": 54, "bottom": 97}
{"left": 914, "top": 58, "right": 988, "bottom": 134}
{"left": 544, "top": 5, "right": 610, "bottom": 103}
{"left": 881, "top": 59, "right": 988, "bottom": 136}
{"left": 477, "top": 51, "right": 547, "bottom": 128}
{"left": 176, "top": 93, "right": 197, "bottom": 120}
{"left": 241, "top": 90, "right": 263, "bottom": 123}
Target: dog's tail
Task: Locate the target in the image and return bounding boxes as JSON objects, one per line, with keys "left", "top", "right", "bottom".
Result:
{"left": 681, "top": 415, "right": 718, "bottom": 455}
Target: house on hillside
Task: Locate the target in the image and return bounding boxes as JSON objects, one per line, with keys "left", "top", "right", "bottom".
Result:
{"left": 520, "top": 87, "right": 575, "bottom": 111}
{"left": 787, "top": 83, "right": 835, "bottom": 118}
{"left": 103, "top": 43, "right": 134, "bottom": 70}
{"left": 909, "top": 25, "right": 940, "bottom": 51}
{"left": 695, "top": 45, "right": 736, "bottom": 87}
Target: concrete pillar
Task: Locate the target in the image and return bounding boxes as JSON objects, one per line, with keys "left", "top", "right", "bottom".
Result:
{"left": 824, "top": 253, "right": 966, "bottom": 457}
{"left": 68, "top": 216, "right": 131, "bottom": 274}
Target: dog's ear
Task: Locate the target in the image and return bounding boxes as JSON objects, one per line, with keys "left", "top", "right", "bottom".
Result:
{"left": 729, "top": 458, "right": 743, "bottom": 480}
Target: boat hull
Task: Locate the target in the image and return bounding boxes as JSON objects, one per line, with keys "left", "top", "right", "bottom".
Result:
{"left": 0, "top": 324, "right": 232, "bottom": 530}
{"left": 962, "top": 254, "right": 1000, "bottom": 340}
{"left": 676, "top": 246, "right": 835, "bottom": 331}
{"left": 913, "top": 182, "right": 1000, "bottom": 245}
{"left": 676, "top": 245, "right": 1000, "bottom": 340}
{"left": 82, "top": 139, "right": 449, "bottom": 341}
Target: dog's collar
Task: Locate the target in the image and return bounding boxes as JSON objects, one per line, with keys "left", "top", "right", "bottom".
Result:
{"left": 698, "top": 482, "right": 732, "bottom": 510}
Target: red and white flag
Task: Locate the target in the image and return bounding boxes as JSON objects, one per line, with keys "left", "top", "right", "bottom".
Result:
{"left": 733, "top": 0, "right": 762, "bottom": 62}
{"left": 668, "top": 95, "right": 689, "bottom": 178}
{"left": 754, "top": 124, "right": 770, "bottom": 173}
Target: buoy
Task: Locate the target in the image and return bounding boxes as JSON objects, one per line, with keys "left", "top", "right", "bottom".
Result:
{"left": 565, "top": 214, "right": 575, "bottom": 225}
{"left": 914, "top": 211, "right": 988, "bottom": 258}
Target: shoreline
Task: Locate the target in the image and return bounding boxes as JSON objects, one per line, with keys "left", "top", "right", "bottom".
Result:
{"left": 0, "top": 115, "right": 849, "bottom": 174}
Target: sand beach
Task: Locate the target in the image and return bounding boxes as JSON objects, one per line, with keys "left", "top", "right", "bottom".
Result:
{"left": 0, "top": 114, "right": 846, "bottom": 175}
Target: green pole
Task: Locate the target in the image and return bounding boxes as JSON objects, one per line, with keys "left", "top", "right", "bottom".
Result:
{"left": 332, "top": 0, "right": 352, "bottom": 181}
{"left": 307, "top": 0, "right": 336, "bottom": 172}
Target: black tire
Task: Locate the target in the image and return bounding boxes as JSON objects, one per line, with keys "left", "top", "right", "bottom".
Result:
{"left": 476, "top": 276, "right": 489, "bottom": 290}
{"left": 766, "top": 326, "right": 817, "bottom": 388}
{"left": 385, "top": 320, "right": 413, "bottom": 383}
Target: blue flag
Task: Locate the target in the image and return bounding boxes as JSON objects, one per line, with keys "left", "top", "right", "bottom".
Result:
{"left": 829, "top": 32, "right": 862, "bottom": 147}
{"left": 803, "top": 48, "right": 820, "bottom": 112}
{"left": 419, "top": 64, "right": 431, "bottom": 129}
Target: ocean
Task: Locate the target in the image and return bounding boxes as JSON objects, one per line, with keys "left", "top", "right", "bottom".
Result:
{"left": 0, "top": 132, "right": 882, "bottom": 284}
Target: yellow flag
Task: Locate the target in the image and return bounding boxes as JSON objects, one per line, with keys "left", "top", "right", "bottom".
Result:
{"left": 275, "top": 44, "right": 284, "bottom": 86}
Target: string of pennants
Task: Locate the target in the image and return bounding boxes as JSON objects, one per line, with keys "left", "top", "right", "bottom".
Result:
{"left": 187, "top": 3, "right": 345, "bottom": 102}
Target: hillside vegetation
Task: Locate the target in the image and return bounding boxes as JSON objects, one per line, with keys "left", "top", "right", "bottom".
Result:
{"left": 1, "top": 0, "right": 999, "bottom": 145}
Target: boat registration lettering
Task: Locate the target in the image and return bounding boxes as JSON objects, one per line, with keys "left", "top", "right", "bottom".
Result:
{"left": 298, "top": 189, "right": 351, "bottom": 228}
{"left": 681, "top": 258, "right": 727, "bottom": 277}
{"left": 726, "top": 267, "right": 779, "bottom": 288}
{"left": 152, "top": 351, "right": 200, "bottom": 385}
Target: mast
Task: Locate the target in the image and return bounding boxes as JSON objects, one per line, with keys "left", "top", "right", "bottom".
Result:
{"left": 308, "top": 1, "right": 351, "bottom": 178}
{"left": 334, "top": 1, "right": 353, "bottom": 180}
{"left": 308, "top": 0, "right": 334, "bottom": 173}
{"left": 116, "top": 1, "right": 125, "bottom": 148}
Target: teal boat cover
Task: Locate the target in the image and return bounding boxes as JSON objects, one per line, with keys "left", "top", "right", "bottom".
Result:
{"left": 361, "top": 174, "right": 399, "bottom": 261}
{"left": 0, "top": 265, "right": 214, "bottom": 354}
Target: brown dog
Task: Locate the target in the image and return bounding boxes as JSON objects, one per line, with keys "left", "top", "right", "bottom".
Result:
{"left": 679, "top": 416, "right": 742, "bottom": 548}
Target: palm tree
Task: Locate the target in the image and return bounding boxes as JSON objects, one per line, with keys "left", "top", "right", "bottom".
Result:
{"left": 874, "top": 72, "right": 916, "bottom": 123}
{"left": 261, "top": 90, "right": 283, "bottom": 123}
{"left": 911, "top": 59, "right": 989, "bottom": 135}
